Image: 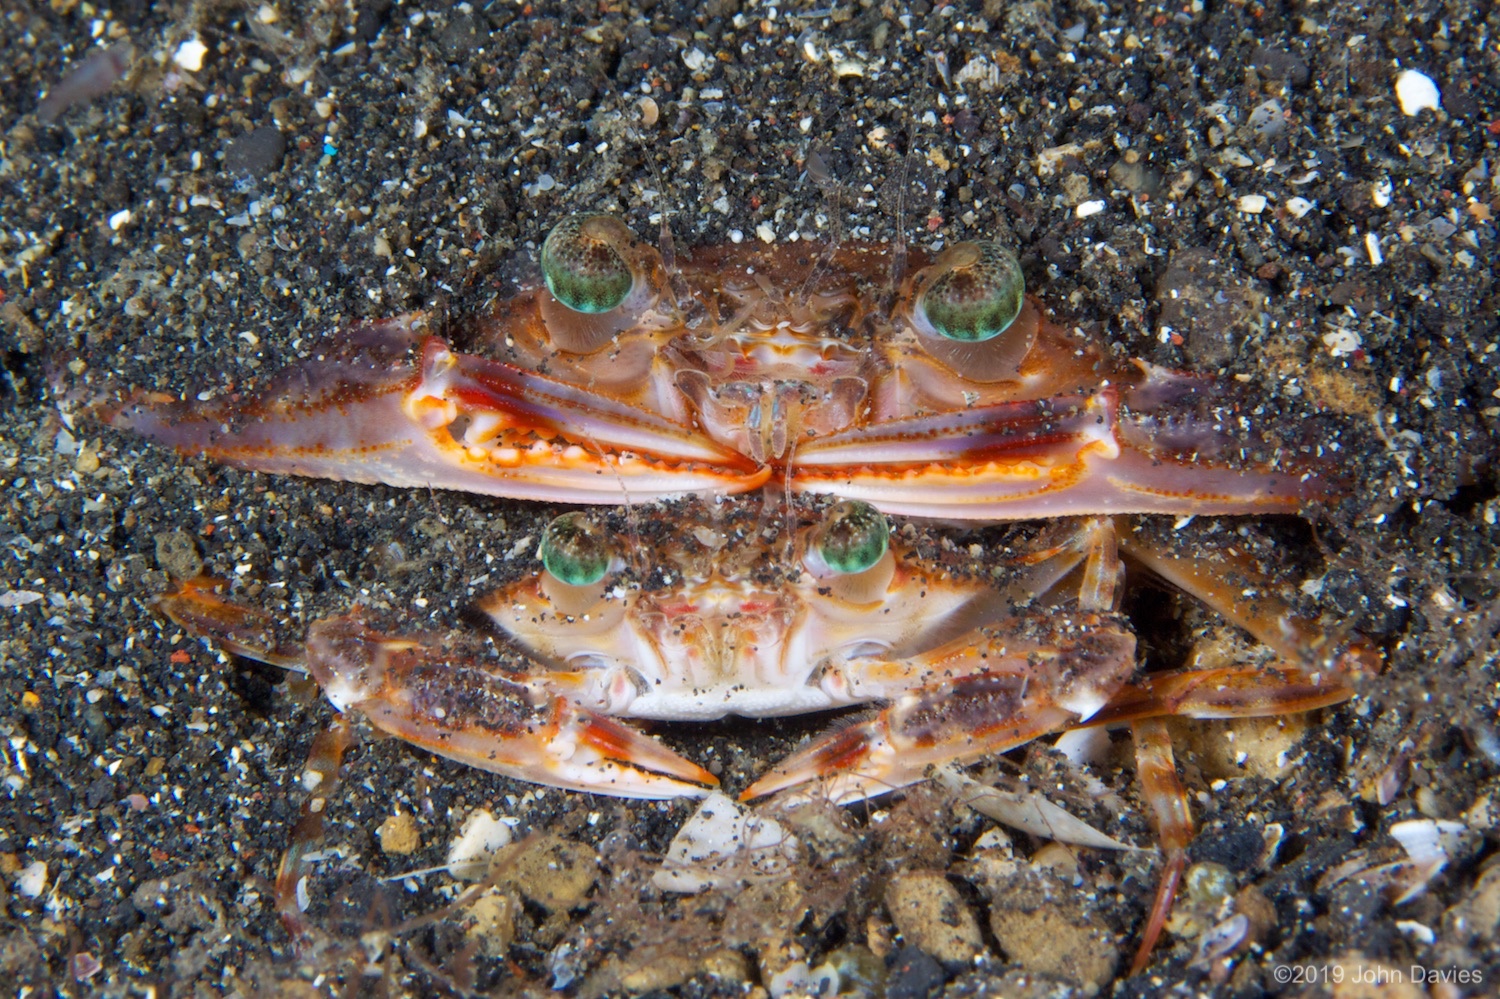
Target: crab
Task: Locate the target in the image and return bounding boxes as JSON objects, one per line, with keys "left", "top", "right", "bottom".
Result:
{"left": 155, "top": 498, "right": 1378, "bottom": 967}
{"left": 108, "top": 213, "right": 1337, "bottom": 521}
{"left": 102, "top": 215, "right": 1379, "bottom": 969}
{"left": 157, "top": 498, "right": 1375, "bottom": 801}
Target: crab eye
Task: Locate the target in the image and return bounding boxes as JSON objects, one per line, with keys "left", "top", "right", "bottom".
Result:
{"left": 814, "top": 501, "right": 890, "bottom": 575}
{"left": 539, "top": 512, "right": 614, "bottom": 586}
{"left": 914, "top": 241, "right": 1024, "bottom": 342}
{"left": 541, "top": 214, "right": 636, "bottom": 315}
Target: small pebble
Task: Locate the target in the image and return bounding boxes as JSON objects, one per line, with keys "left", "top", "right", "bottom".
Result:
{"left": 1394, "top": 69, "right": 1441, "bottom": 116}
{"left": 37, "top": 43, "right": 132, "bottom": 123}
{"left": 462, "top": 888, "right": 516, "bottom": 957}
{"left": 1237, "top": 194, "right": 1268, "bottom": 214}
{"left": 498, "top": 832, "right": 597, "bottom": 911}
{"left": 884, "top": 945, "right": 945, "bottom": 999}
{"left": 154, "top": 531, "right": 203, "bottom": 581}
{"left": 376, "top": 812, "right": 420, "bottom": 855}
{"left": 884, "top": 871, "right": 983, "bottom": 964}
{"left": 224, "top": 126, "right": 287, "bottom": 179}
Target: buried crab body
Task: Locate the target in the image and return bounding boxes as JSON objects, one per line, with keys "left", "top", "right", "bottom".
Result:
{"left": 156, "top": 499, "right": 1377, "bottom": 806}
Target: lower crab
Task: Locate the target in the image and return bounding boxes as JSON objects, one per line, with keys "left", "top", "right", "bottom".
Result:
{"left": 157, "top": 497, "right": 1378, "bottom": 964}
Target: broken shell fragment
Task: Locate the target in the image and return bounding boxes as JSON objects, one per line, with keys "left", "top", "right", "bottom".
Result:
{"left": 653, "top": 792, "right": 798, "bottom": 893}
{"left": 446, "top": 808, "right": 515, "bottom": 880}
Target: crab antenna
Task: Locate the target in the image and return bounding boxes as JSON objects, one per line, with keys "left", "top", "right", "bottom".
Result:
{"left": 782, "top": 436, "right": 799, "bottom": 567}
{"left": 886, "top": 144, "right": 918, "bottom": 298}
{"left": 797, "top": 146, "right": 845, "bottom": 304}
{"left": 576, "top": 427, "right": 646, "bottom": 576}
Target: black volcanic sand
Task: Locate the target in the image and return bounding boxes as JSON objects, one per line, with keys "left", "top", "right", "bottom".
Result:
{"left": 0, "top": 1, "right": 1497, "bottom": 996}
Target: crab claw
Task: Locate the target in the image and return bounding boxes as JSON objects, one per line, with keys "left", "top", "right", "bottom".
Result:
{"left": 111, "top": 318, "right": 768, "bottom": 504}
{"left": 305, "top": 616, "right": 718, "bottom": 799}
{"left": 790, "top": 383, "right": 1335, "bottom": 521}
{"left": 742, "top": 615, "right": 1136, "bottom": 803}
{"left": 155, "top": 578, "right": 716, "bottom": 798}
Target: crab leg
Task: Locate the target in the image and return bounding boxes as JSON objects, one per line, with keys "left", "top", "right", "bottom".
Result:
{"left": 275, "top": 715, "right": 351, "bottom": 942}
{"left": 1128, "top": 717, "right": 1192, "bottom": 975}
{"left": 1087, "top": 518, "right": 1383, "bottom": 727}
{"left": 1089, "top": 517, "right": 1380, "bottom": 971}
{"left": 788, "top": 389, "right": 1331, "bottom": 520}
{"left": 744, "top": 519, "right": 1135, "bottom": 803}
{"left": 157, "top": 580, "right": 718, "bottom": 799}
{"left": 111, "top": 319, "right": 768, "bottom": 503}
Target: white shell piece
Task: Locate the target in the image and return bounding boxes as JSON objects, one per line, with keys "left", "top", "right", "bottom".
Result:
{"left": 445, "top": 808, "right": 515, "bottom": 880}
{"left": 15, "top": 861, "right": 47, "bottom": 898}
{"left": 1236, "top": 194, "right": 1268, "bottom": 214}
{"left": 1053, "top": 726, "right": 1111, "bottom": 766}
{"left": 769, "top": 961, "right": 839, "bottom": 999}
{"left": 831, "top": 57, "right": 866, "bottom": 78}
{"left": 1286, "top": 197, "right": 1315, "bottom": 219}
{"left": 1396, "top": 919, "right": 1436, "bottom": 944}
{"left": 1394, "top": 69, "right": 1441, "bottom": 116}
{"left": 652, "top": 792, "right": 799, "bottom": 893}
{"left": 935, "top": 765, "right": 1134, "bottom": 851}
{"left": 1390, "top": 818, "right": 1468, "bottom": 868}
{"left": 1075, "top": 199, "right": 1106, "bottom": 219}
{"left": 1191, "top": 913, "right": 1249, "bottom": 968}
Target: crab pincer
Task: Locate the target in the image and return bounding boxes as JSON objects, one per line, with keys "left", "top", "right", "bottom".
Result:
{"left": 110, "top": 316, "right": 767, "bottom": 505}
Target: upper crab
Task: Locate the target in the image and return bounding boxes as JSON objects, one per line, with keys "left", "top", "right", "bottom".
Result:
{"left": 110, "top": 213, "right": 1337, "bottom": 522}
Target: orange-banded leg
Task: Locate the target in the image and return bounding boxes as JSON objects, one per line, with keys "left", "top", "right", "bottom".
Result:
{"left": 1129, "top": 717, "right": 1192, "bottom": 976}
{"left": 1086, "top": 517, "right": 1381, "bottom": 972}
{"left": 155, "top": 579, "right": 719, "bottom": 799}
{"left": 742, "top": 517, "right": 1135, "bottom": 803}
{"left": 274, "top": 715, "right": 351, "bottom": 942}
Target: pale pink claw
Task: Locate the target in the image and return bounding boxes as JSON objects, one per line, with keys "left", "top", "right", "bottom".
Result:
{"left": 112, "top": 319, "right": 768, "bottom": 504}
{"left": 789, "top": 382, "right": 1334, "bottom": 520}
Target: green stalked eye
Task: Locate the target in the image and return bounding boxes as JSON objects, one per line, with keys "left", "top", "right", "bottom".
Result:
{"left": 541, "top": 214, "right": 635, "bottom": 314}
{"left": 817, "top": 501, "right": 890, "bottom": 575}
{"left": 539, "top": 512, "right": 613, "bottom": 586}
{"left": 916, "top": 241, "right": 1024, "bottom": 342}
